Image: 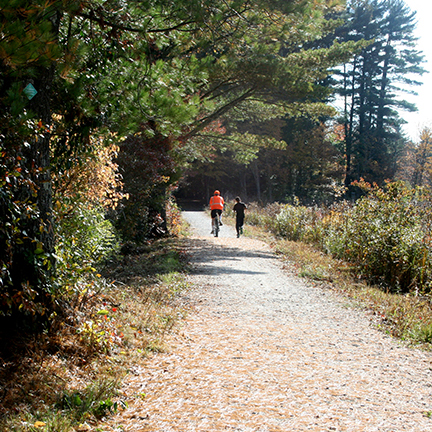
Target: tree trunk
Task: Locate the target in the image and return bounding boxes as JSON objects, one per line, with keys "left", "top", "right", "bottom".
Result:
{"left": 250, "top": 160, "right": 261, "bottom": 202}
{"left": 11, "top": 11, "right": 62, "bottom": 303}
{"left": 31, "top": 66, "right": 56, "bottom": 259}
{"left": 344, "top": 61, "right": 357, "bottom": 187}
{"left": 240, "top": 171, "right": 248, "bottom": 202}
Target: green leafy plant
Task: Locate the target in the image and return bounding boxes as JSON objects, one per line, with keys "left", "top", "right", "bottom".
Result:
{"left": 324, "top": 181, "right": 432, "bottom": 293}
{"left": 412, "top": 323, "right": 432, "bottom": 344}
{"left": 57, "top": 379, "right": 124, "bottom": 421}
{"left": 245, "top": 182, "right": 432, "bottom": 296}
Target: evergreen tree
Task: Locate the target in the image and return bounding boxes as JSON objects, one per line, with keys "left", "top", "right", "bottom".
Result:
{"left": 335, "top": 0, "right": 426, "bottom": 186}
{"left": 0, "top": 0, "right": 360, "bottom": 323}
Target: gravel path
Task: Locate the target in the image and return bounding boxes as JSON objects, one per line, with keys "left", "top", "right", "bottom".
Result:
{"left": 108, "top": 211, "right": 432, "bottom": 431}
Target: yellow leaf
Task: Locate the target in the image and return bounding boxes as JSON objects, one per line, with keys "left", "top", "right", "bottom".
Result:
{"left": 34, "top": 421, "right": 46, "bottom": 428}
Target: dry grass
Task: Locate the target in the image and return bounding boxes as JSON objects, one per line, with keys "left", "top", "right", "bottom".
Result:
{"left": 225, "top": 215, "right": 432, "bottom": 350}
{"left": 0, "top": 237, "right": 192, "bottom": 431}
{"left": 2, "top": 211, "right": 432, "bottom": 430}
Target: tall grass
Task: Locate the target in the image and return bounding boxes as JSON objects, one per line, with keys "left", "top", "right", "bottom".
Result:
{"left": 245, "top": 181, "right": 432, "bottom": 295}
{"left": 239, "top": 182, "right": 432, "bottom": 346}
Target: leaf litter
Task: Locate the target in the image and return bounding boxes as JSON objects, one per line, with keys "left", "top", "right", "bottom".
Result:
{"left": 101, "top": 211, "right": 432, "bottom": 432}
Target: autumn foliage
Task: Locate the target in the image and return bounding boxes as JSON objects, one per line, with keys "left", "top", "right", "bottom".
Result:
{"left": 242, "top": 181, "right": 432, "bottom": 294}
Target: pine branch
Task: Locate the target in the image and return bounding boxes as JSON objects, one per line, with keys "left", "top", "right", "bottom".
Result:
{"left": 77, "top": 11, "right": 195, "bottom": 34}
{"left": 182, "top": 87, "right": 256, "bottom": 140}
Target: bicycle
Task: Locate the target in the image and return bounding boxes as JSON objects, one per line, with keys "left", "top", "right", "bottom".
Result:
{"left": 213, "top": 214, "right": 220, "bottom": 237}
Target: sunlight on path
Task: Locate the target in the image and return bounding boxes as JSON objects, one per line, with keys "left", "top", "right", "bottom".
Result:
{"left": 104, "top": 211, "right": 432, "bottom": 432}
{"left": 182, "top": 210, "right": 237, "bottom": 239}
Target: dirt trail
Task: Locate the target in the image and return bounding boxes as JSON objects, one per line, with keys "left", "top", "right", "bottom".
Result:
{"left": 106, "top": 211, "right": 432, "bottom": 431}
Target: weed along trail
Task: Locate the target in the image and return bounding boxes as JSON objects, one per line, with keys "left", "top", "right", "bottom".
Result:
{"left": 106, "top": 211, "right": 432, "bottom": 432}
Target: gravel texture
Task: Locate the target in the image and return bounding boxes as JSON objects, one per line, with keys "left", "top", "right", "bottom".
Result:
{"left": 106, "top": 211, "right": 432, "bottom": 432}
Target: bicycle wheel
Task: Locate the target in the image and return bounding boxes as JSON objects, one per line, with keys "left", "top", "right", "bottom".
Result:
{"left": 214, "top": 216, "right": 219, "bottom": 237}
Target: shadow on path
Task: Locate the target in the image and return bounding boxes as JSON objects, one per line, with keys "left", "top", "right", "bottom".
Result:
{"left": 189, "top": 238, "right": 274, "bottom": 262}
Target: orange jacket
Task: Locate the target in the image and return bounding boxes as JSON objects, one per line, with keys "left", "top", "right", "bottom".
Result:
{"left": 209, "top": 195, "right": 224, "bottom": 210}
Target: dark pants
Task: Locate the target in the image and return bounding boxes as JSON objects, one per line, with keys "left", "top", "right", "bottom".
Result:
{"left": 236, "top": 216, "right": 244, "bottom": 235}
{"left": 211, "top": 209, "right": 222, "bottom": 218}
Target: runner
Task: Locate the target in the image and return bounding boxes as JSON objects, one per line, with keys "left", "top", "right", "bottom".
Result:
{"left": 233, "top": 196, "right": 247, "bottom": 238}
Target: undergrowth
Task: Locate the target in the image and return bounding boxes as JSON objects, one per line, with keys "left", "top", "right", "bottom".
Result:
{"left": 224, "top": 210, "right": 432, "bottom": 350}
{"left": 0, "top": 236, "right": 191, "bottom": 431}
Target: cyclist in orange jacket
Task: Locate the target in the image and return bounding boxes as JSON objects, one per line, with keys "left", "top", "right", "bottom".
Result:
{"left": 209, "top": 190, "right": 224, "bottom": 234}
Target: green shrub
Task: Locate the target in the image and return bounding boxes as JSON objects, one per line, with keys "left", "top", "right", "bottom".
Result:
{"left": 239, "top": 202, "right": 282, "bottom": 231}
{"left": 276, "top": 203, "right": 323, "bottom": 244}
{"left": 246, "top": 182, "right": 432, "bottom": 295}
{"left": 325, "top": 181, "right": 432, "bottom": 293}
{"left": 55, "top": 203, "right": 119, "bottom": 304}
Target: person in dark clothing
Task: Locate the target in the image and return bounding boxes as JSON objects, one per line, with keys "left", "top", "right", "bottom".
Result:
{"left": 233, "top": 196, "right": 247, "bottom": 238}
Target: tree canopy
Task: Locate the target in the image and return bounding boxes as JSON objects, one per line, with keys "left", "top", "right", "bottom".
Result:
{"left": 0, "top": 0, "right": 371, "bottom": 322}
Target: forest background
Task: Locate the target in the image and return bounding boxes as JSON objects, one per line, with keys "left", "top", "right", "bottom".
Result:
{"left": 2, "top": 0, "right": 432, "bottom": 331}
{"left": 3, "top": 0, "right": 432, "bottom": 428}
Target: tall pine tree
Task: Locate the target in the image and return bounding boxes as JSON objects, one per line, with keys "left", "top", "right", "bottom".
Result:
{"left": 336, "top": 0, "right": 426, "bottom": 186}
